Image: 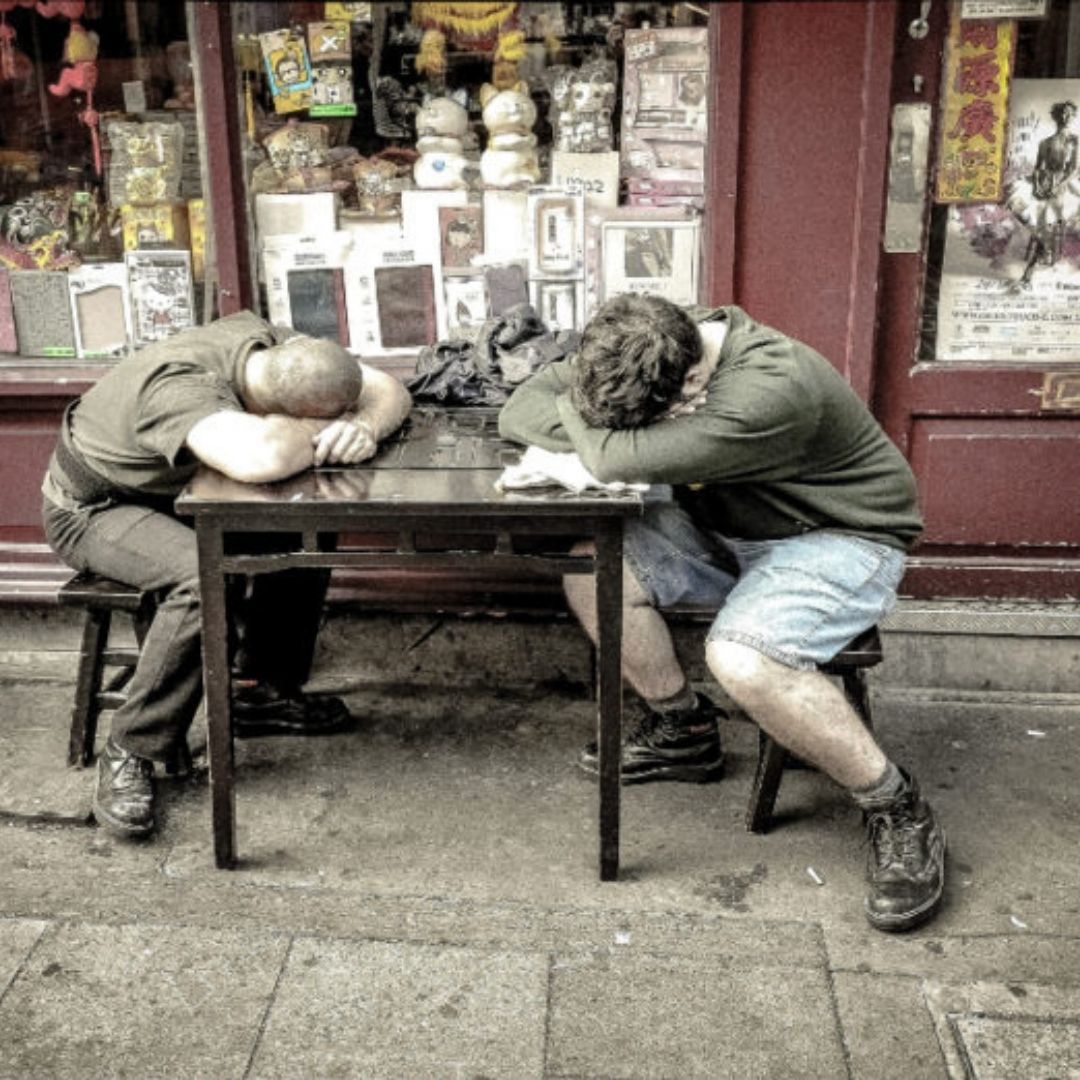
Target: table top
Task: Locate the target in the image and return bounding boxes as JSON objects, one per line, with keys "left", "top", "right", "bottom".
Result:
{"left": 176, "top": 407, "right": 643, "bottom": 522}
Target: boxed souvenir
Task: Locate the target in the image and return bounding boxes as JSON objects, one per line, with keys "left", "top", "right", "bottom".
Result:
{"left": 443, "top": 272, "right": 489, "bottom": 338}
{"left": 551, "top": 151, "right": 620, "bottom": 210}
{"left": 121, "top": 202, "right": 191, "bottom": 252}
{"left": 530, "top": 279, "right": 583, "bottom": 333}
{"left": 482, "top": 190, "right": 529, "bottom": 260}
{"left": 0, "top": 269, "right": 15, "bottom": 353}
{"left": 262, "top": 232, "right": 353, "bottom": 344}
{"left": 307, "top": 21, "right": 351, "bottom": 62}
{"left": 68, "top": 262, "right": 131, "bottom": 359}
{"left": 621, "top": 28, "right": 709, "bottom": 183}
{"left": 188, "top": 198, "right": 205, "bottom": 282}
{"left": 105, "top": 120, "right": 185, "bottom": 207}
{"left": 254, "top": 192, "right": 339, "bottom": 243}
{"left": 125, "top": 249, "right": 196, "bottom": 347}
{"left": 584, "top": 206, "right": 701, "bottom": 318}
{"left": 527, "top": 190, "right": 585, "bottom": 280}
{"left": 259, "top": 28, "right": 314, "bottom": 114}
{"left": 308, "top": 22, "right": 356, "bottom": 118}
{"left": 439, "top": 205, "right": 483, "bottom": 270}
{"left": 10, "top": 270, "right": 76, "bottom": 357}
{"left": 344, "top": 236, "right": 445, "bottom": 356}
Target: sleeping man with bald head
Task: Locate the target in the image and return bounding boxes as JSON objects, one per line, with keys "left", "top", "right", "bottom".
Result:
{"left": 42, "top": 311, "right": 412, "bottom": 839}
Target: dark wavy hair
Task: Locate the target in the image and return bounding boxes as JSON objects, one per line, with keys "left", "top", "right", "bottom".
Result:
{"left": 571, "top": 294, "right": 702, "bottom": 429}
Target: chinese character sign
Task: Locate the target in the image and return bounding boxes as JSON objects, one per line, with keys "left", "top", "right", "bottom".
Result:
{"left": 936, "top": 9, "right": 1015, "bottom": 203}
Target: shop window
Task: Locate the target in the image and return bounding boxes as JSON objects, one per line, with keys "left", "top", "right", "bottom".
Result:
{"left": 0, "top": 0, "right": 207, "bottom": 359}
{"left": 233, "top": 1, "right": 709, "bottom": 371}
{"left": 920, "top": 0, "right": 1080, "bottom": 363}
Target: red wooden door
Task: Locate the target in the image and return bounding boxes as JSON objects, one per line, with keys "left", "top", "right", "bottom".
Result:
{"left": 875, "top": 1, "right": 1080, "bottom": 598}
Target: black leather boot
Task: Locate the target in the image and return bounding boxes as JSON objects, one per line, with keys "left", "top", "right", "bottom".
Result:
{"left": 863, "top": 771, "right": 946, "bottom": 932}
{"left": 92, "top": 738, "right": 155, "bottom": 837}
{"left": 578, "top": 692, "right": 725, "bottom": 784}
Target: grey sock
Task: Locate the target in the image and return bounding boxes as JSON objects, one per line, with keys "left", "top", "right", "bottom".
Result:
{"left": 648, "top": 684, "right": 698, "bottom": 716}
{"left": 850, "top": 760, "right": 906, "bottom": 809}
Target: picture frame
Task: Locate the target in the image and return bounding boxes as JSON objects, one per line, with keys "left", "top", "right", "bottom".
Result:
{"left": 439, "top": 205, "right": 483, "bottom": 270}
{"left": 68, "top": 262, "right": 131, "bottom": 359}
{"left": 530, "top": 279, "right": 583, "bottom": 333}
{"left": 527, "top": 190, "right": 585, "bottom": 280}
{"left": 125, "top": 249, "right": 195, "bottom": 347}
{"left": 584, "top": 206, "right": 701, "bottom": 319}
{"left": 443, "top": 272, "right": 489, "bottom": 338}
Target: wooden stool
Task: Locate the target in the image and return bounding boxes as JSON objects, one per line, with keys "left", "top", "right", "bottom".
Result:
{"left": 745, "top": 626, "right": 883, "bottom": 833}
{"left": 58, "top": 572, "right": 154, "bottom": 768}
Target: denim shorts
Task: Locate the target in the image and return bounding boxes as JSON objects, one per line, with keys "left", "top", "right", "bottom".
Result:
{"left": 623, "top": 494, "right": 906, "bottom": 671}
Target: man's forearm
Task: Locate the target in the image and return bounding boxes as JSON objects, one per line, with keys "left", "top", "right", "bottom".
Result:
{"left": 352, "top": 366, "right": 412, "bottom": 440}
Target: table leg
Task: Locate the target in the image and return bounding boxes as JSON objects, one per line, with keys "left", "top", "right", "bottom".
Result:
{"left": 195, "top": 521, "right": 236, "bottom": 869}
{"left": 595, "top": 521, "right": 623, "bottom": 881}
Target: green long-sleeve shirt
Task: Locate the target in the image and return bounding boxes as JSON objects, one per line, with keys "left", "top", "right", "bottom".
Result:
{"left": 498, "top": 305, "right": 923, "bottom": 551}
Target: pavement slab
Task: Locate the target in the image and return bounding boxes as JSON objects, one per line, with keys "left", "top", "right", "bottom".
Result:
{"left": 546, "top": 951, "right": 847, "bottom": 1078}
{"left": 248, "top": 937, "right": 548, "bottom": 1079}
{"left": 0, "top": 921, "right": 289, "bottom": 1080}
{"left": 0, "top": 918, "right": 46, "bottom": 999}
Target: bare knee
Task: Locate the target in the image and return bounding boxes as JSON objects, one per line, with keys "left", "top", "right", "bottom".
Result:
{"left": 705, "top": 638, "right": 773, "bottom": 698}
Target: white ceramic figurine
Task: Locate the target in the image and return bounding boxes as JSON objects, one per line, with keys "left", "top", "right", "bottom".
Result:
{"left": 479, "top": 81, "right": 540, "bottom": 188}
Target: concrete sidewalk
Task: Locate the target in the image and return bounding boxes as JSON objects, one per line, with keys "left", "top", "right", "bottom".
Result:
{"left": 1, "top": 665, "right": 1079, "bottom": 1077}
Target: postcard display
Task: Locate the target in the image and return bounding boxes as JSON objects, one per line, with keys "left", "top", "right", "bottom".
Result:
{"left": 242, "top": 16, "right": 704, "bottom": 356}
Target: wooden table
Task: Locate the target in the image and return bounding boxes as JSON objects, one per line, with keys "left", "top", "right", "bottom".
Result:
{"left": 176, "top": 408, "right": 642, "bottom": 878}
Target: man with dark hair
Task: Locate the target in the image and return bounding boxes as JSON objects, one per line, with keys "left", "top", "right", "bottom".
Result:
{"left": 43, "top": 311, "right": 412, "bottom": 839}
{"left": 499, "top": 295, "right": 946, "bottom": 932}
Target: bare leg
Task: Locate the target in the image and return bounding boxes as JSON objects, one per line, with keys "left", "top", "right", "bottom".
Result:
{"left": 706, "top": 638, "right": 886, "bottom": 790}
{"left": 563, "top": 541, "right": 685, "bottom": 701}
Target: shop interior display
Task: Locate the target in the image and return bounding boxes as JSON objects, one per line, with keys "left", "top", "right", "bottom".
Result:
{"left": 0, "top": 1, "right": 706, "bottom": 360}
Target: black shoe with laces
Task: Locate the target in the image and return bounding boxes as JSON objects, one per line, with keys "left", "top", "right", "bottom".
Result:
{"left": 863, "top": 771, "right": 946, "bottom": 932}
{"left": 230, "top": 681, "right": 355, "bottom": 738}
{"left": 92, "top": 738, "right": 155, "bottom": 837}
{"left": 578, "top": 692, "right": 725, "bottom": 784}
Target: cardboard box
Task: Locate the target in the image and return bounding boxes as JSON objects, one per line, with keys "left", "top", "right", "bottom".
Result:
{"left": 121, "top": 202, "right": 191, "bottom": 252}
{"left": 254, "top": 192, "right": 339, "bottom": 243}
{"left": 551, "top": 151, "right": 620, "bottom": 210}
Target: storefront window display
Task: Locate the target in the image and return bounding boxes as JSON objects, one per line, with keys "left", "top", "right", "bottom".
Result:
{"left": 0, "top": 1, "right": 206, "bottom": 359}
{"left": 233, "top": 1, "right": 709, "bottom": 364}
{"left": 921, "top": 0, "right": 1080, "bottom": 362}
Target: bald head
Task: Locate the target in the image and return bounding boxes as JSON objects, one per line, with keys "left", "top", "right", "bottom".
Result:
{"left": 243, "top": 336, "right": 362, "bottom": 418}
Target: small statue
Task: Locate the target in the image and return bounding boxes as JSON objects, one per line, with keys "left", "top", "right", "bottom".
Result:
{"left": 479, "top": 81, "right": 539, "bottom": 188}
{"left": 413, "top": 92, "right": 469, "bottom": 189}
{"left": 548, "top": 58, "right": 616, "bottom": 154}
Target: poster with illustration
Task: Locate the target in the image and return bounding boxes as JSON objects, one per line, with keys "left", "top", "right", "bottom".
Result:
{"left": 125, "top": 250, "right": 195, "bottom": 346}
{"left": 259, "top": 29, "right": 314, "bottom": 114}
{"left": 936, "top": 79, "right": 1080, "bottom": 361}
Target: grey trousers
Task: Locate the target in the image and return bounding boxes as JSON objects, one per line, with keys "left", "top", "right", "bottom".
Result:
{"left": 43, "top": 495, "right": 330, "bottom": 762}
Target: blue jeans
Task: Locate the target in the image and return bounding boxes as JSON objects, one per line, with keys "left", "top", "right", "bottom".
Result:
{"left": 43, "top": 495, "right": 330, "bottom": 761}
{"left": 623, "top": 497, "right": 906, "bottom": 671}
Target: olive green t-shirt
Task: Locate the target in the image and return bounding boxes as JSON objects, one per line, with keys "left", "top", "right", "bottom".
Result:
{"left": 66, "top": 312, "right": 287, "bottom": 497}
{"left": 498, "top": 305, "right": 923, "bottom": 551}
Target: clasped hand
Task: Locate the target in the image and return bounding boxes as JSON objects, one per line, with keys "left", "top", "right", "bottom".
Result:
{"left": 312, "top": 418, "right": 377, "bottom": 466}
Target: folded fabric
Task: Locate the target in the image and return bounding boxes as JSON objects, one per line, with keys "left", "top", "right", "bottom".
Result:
{"left": 496, "top": 445, "right": 649, "bottom": 495}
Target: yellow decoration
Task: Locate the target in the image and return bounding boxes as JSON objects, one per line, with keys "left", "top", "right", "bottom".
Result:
{"left": 492, "top": 28, "right": 525, "bottom": 90}
{"left": 412, "top": 3, "right": 516, "bottom": 44}
{"left": 64, "top": 23, "right": 99, "bottom": 64}
{"left": 188, "top": 198, "right": 205, "bottom": 282}
{"left": 415, "top": 29, "right": 448, "bottom": 80}
{"left": 121, "top": 202, "right": 190, "bottom": 252}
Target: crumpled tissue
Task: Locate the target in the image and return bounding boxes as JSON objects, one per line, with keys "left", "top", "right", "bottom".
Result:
{"left": 495, "top": 445, "right": 650, "bottom": 495}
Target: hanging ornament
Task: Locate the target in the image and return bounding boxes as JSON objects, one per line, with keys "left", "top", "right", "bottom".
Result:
{"left": 411, "top": 3, "right": 517, "bottom": 52}
{"left": 43, "top": 0, "right": 102, "bottom": 176}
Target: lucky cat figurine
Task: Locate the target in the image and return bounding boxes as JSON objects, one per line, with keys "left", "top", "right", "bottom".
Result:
{"left": 413, "top": 92, "right": 469, "bottom": 189}
{"left": 479, "top": 81, "right": 539, "bottom": 188}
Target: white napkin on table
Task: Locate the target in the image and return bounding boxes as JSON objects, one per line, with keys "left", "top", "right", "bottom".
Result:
{"left": 496, "top": 445, "right": 649, "bottom": 495}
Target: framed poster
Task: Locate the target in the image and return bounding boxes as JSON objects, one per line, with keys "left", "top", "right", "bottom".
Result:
{"left": 439, "top": 205, "right": 483, "bottom": 269}
{"left": 584, "top": 206, "right": 700, "bottom": 318}
{"left": 68, "top": 262, "right": 131, "bottom": 358}
{"left": 125, "top": 249, "right": 195, "bottom": 347}
{"left": 935, "top": 79, "right": 1080, "bottom": 361}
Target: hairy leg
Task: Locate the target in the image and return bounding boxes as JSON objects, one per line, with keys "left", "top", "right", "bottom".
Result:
{"left": 706, "top": 638, "right": 886, "bottom": 789}
{"left": 563, "top": 541, "right": 686, "bottom": 701}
